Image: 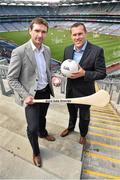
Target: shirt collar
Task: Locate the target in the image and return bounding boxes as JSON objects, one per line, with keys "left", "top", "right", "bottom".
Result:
{"left": 74, "top": 41, "right": 87, "bottom": 52}
{"left": 30, "top": 39, "right": 44, "bottom": 53}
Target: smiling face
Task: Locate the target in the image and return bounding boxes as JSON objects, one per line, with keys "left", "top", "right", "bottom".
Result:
{"left": 29, "top": 23, "right": 48, "bottom": 49}
{"left": 71, "top": 25, "right": 87, "bottom": 49}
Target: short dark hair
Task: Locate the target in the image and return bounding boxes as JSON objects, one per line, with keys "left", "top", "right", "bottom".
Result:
{"left": 29, "top": 17, "right": 49, "bottom": 31}
{"left": 70, "top": 22, "right": 87, "bottom": 33}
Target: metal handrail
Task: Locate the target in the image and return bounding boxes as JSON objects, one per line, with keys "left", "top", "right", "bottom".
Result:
{"left": 97, "top": 77, "right": 120, "bottom": 104}
{"left": 0, "top": 64, "right": 120, "bottom": 104}
{"left": 0, "top": 64, "right": 13, "bottom": 95}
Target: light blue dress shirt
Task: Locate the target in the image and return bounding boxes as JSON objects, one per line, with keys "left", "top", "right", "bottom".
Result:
{"left": 73, "top": 41, "right": 87, "bottom": 64}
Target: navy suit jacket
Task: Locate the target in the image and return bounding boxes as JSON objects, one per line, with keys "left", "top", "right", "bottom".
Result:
{"left": 63, "top": 41, "right": 106, "bottom": 98}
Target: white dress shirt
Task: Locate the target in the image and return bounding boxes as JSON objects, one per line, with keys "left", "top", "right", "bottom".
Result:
{"left": 30, "top": 40, "right": 48, "bottom": 90}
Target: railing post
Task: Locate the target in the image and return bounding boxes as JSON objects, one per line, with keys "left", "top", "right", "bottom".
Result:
{"left": 0, "top": 64, "right": 13, "bottom": 96}
{"left": 60, "top": 76, "right": 66, "bottom": 94}
{"left": 0, "top": 74, "right": 6, "bottom": 95}
{"left": 117, "top": 91, "right": 120, "bottom": 104}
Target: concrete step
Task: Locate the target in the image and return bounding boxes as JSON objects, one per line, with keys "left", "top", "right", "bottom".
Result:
{"left": 0, "top": 94, "right": 83, "bottom": 161}
{"left": 91, "top": 106, "right": 114, "bottom": 113}
{"left": 47, "top": 103, "right": 68, "bottom": 127}
{"left": 0, "top": 147, "right": 59, "bottom": 179}
{"left": 89, "top": 125, "right": 120, "bottom": 137}
{"left": 81, "top": 104, "right": 120, "bottom": 179}
{"left": 47, "top": 103, "right": 80, "bottom": 132}
{"left": 87, "top": 132, "right": 120, "bottom": 146}
{"left": 91, "top": 111, "right": 120, "bottom": 120}
{"left": 82, "top": 157, "right": 120, "bottom": 179}
{"left": 39, "top": 122, "right": 83, "bottom": 161}
{"left": 83, "top": 151, "right": 120, "bottom": 174}
{"left": 91, "top": 117, "right": 120, "bottom": 125}
{"left": 0, "top": 95, "right": 26, "bottom": 123}
{"left": 0, "top": 108, "right": 83, "bottom": 161}
{"left": 90, "top": 121, "right": 120, "bottom": 131}
{"left": 46, "top": 121, "right": 81, "bottom": 144}
{"left": 0, "top": 94, "right": 68, "bottom": 132}
{"left": 81, "top": 168, "right": 120, "bottom": 180}
{"left": 0, "top": 111, "right": 83, "bottom": 162}
{"left": 85, "top": 134, "right": 120, "bottom": 155}
{"left": 0, "top": 124, "right": 82, "bottom": 179}
{"left": 0, "top": 92, "right": 83, "bottom": 179}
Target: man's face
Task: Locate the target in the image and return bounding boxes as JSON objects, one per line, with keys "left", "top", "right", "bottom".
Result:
{"left": 29, "top": 23, "right": 48, "bottom": 48}
{"left": 71, "top": 25, "right": 87, "bottom": 49}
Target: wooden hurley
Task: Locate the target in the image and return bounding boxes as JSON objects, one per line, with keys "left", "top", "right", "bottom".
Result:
{"left": 33, "top": 90, "right": 110, "bottom": 107}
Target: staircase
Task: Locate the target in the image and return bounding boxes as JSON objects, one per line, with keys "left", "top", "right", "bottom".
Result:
{"left": 81, "top": 104, "right": 120, "bottom": 179}
{"left": 0, "top": 88, "right": 83, "bottom": 179}
{"left": 1, "top": 85, "right": 120, "bottom": 179}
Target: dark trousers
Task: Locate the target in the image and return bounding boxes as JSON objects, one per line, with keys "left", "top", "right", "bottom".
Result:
{"left": 67, "top": 104, "right": 90, "bottom": 137}
{"left": 25, "top": 85, "right": 50, "bottom": 156}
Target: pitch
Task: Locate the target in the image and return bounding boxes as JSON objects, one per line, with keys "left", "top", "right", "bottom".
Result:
{"left": 0, "top": 28, "right": 120, "bottom": 65}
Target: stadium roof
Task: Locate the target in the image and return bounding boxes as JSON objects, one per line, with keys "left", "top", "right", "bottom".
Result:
{"left": 0, "top": 0, "right": 60, "bottom": 2}
{"left": 0, "top": 0, "right": 119, "bottom": 6}
{"left": 0, "top": 0, "right": 60, "bottom": 6}
{"left": 61, "top": 0, "right": 119, "bottom": 5}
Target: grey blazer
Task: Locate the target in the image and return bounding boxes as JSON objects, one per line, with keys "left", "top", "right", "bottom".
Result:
{"left": 7, "top": 40, "right": 54, "bottom": 106}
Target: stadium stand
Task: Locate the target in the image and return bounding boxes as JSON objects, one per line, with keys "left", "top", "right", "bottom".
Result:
{"left": 0, "top": 0, "right": 120, "bottom": 88}
{"left": 0, "top": 0, "right": 120, "bottom": 35}
{"left": 0, "top": 0, "right": 119, "bottom": 104}
{"left": 0, "top": 1, "right": 120, "bottom": 179}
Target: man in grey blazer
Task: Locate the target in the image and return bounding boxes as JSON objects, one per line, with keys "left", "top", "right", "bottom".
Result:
{"left": 60, "top": 22, "right": 106, "bottom": 144}
{"left": 7, "top": 17, "right": 61, "bottom": 167}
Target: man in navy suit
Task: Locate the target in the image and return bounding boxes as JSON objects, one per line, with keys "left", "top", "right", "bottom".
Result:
{"left": 60, "top": 22, "right": 106, "bottom": 144}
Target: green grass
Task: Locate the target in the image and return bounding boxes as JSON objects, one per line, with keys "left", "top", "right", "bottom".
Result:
{"left": 0, "top": 29, "right": 120, "bottom": 65}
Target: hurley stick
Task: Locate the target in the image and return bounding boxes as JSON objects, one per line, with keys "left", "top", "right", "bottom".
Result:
{"left": 33, "top": 90, "right": 110, "bottom": 107}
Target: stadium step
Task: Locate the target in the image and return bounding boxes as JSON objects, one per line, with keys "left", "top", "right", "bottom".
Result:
{"left": 0, "top": 94, "right": 82, "bottom": 179}
{"left": 81, "top": 104, "right": 120, "bottom": 179}
{"left": 0, "top": 126, "right": 81, "bottom": 179}
{"left": 1, "top": 87, "right": 120, "bottom": 179}
{"left": 0, "top": 147, "right": 59, "bottom": 179}
{"left": 40, "top": 122, "right": 83, "bottom": 161}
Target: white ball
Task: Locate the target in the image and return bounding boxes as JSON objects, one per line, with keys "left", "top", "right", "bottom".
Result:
{"left": 60, "top": 59, "right": 78, "bottom": 77}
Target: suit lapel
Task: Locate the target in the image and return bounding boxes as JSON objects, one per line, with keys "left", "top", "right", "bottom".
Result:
{"left": 43, "top": 47, "right": 48, "bottom": 64}
{"left": 43, "top": 46, "right": 49, "bottom": 71}
{"left": 79, "top": 42, "right": 91, "bottom": 65}
{"left": 25, "top": 42, "right": 50, "bottom": 76}
{"left": 25, "top": 41, "right": 37, "bottom": 70}
{"left": 69, "top": 45, "right": 74, "bottom": 59}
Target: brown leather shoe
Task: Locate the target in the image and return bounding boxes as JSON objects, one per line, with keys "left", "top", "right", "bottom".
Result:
{"left": 44, "top": 135, "right": 56, "bottom": 141}
{"left": 79, "top": 136, "right": 86, "bottom": 145}
{"left": 33, "top": 154, "right": 42, "bottom": 167}
{"left": 60, "top": 129, "right": 73, "bottom": 137}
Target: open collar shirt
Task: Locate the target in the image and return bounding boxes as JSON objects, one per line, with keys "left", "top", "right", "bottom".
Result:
{"left": 73, "top": 41, "right": 87, "bottom": 64}
{"left": 30, "top": 40, "right": 48, "bottom": 90}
